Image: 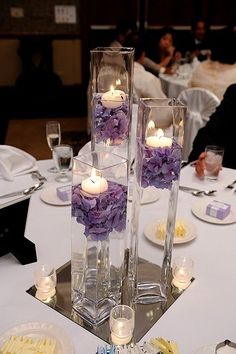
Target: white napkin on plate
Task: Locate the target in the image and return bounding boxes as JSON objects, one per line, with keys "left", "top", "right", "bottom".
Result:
{"left": 0, "top": 145, "right": 37, "bottom": 181}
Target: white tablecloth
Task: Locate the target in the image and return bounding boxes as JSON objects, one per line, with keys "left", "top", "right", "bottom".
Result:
{"left": 1, "top": 160, "right": 236, "bottom": 353}
{"left": 159, "top": 60, "right": 200, "bottom": 99}
{"left": 159, "top": 73, "right": 189, "bottom": 98}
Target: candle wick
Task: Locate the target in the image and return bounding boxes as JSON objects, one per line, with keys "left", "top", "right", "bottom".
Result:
{"left": 91, "top": 179, "right": 95, "bottom": 184}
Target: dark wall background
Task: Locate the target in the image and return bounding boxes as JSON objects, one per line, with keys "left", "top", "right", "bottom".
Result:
{"left": 0, "top": 0, "right": 80, "bottom": 35}
{"left": 0, "top": 0, "right": 234, "bottom": 122}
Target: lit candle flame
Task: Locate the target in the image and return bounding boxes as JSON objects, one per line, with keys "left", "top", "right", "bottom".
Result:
{"left": 147, "top": 121, "right": 164, "bottom": 139}
{"left": 116, "top": 79, "right": 121, "bottom": 86}
{"left": 91, "top": 167, "right": 102, "bottom": 179}
{"left": 110, "top": 85, "right": 115, "bottom": 94}
{"left": 156, "top": 128, "right": 164, "bottom": 138}
{"left": 147, "top": 120, "right": 155, "bottom": 130}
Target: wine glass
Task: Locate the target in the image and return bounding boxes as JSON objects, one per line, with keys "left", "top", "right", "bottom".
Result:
{"left": 53, "top": 144, "right": 73, "bottom": 183}
{"left": 46, "top": 121, "right": 61, "bottom": 172}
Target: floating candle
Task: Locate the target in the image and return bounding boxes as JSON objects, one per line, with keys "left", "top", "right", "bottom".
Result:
{"left": 146, "top": 127, "right": 172, "bottom": 148}
{"left": 81, "top": 168, "right": 108, "bottom": 195}
{"left": 101, "top": 85, "right": 126, "bottom": 109}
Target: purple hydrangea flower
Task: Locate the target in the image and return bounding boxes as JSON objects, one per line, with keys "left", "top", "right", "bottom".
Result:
{"left": 141, "top": 141, "right": 182, "bottom": 190}
{"left": 72, "top": 181, "right": 127, "bottom": 241}
{"left": 93, "top": 94, "right": 129, "bottom": 145}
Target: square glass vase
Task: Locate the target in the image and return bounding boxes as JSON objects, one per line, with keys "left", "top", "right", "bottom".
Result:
{"left": 128, "top": 98, "right": 186, "bottom": 305}
{"left": 90, "top": 47, "right": 134, "bottom": 159}
{"left": 71, "top": 151, "right": 128, "bottom": 324}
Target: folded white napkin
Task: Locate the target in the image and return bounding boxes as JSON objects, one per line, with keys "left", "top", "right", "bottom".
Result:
{"left": 0, "top": 145, "right": 37, "bottom": 181}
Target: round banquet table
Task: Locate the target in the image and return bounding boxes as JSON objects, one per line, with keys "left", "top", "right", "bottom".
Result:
{"left": 0, "top": 159, "right": 236, "bottom": 354}
{"left": 159, "top": 73, "right": 190, "bottom": 98}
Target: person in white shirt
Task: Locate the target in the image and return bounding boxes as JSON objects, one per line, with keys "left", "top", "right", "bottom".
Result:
{"left": 189, "top": 32, "right": 236, "bottom": 100}
{"left": 124, "top": 33, "right": 166, "bottom": 102}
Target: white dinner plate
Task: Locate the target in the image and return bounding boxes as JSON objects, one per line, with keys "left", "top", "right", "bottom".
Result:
{"left": 194, "top": 343, "right": 236, "bottom": 353}
{"left": 191, "top": 200, "right": 236, "bottom": 225}
{"left": 0, "top": 321, "right": 73, "bottom": 354}
{"left": 144, "top": 218, "right": 197, "bottom": 246}
{"left": 40, "top": 185, "right": 71, "bottom": 206}
{"left": 129, "top": 186, "right": 160, "bottom": 204}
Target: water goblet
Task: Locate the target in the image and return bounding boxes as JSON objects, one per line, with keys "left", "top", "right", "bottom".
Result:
{"left": 46, "top": 121, "right": 61, "bottom": 173}
{"left": 53, "top": 144, "right": 73, "bottom": 183}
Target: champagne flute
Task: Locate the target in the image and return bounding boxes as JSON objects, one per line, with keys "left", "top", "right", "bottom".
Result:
{"left": 46, "top": 121, "right": 61, "bottom": 172}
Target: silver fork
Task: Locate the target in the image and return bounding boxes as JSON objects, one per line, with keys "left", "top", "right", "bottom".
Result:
{"left": 31, "top": 171, "right": 47, "bottom": 181}
{"left": 225, "top": 179, "right": 236, "bottom": 189}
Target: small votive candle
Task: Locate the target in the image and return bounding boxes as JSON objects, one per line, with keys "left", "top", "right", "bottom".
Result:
{"left": 110, "top": 305, "right": 135, "bottom": 346}
{"left": 34, "top": 264, "right": 57, "bottom": 301}
{"left": 172, "top": 256, "right": 194, "bottom": 290}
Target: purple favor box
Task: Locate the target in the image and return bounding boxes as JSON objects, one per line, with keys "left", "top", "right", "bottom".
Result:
{"left": 206, "top": 200, "right": 231, "bottom": 220}
{"left": 57, "top": 185, "right": 71, "bottom": 202}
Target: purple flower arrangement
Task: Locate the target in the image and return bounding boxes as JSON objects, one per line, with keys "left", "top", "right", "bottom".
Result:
{"left": 141, "top": 140, "right": 182, "bottom": 190}
{"left": 72, "top": 181, "right": 127, "bottom": 241}
{"left": 93, "top": 94, "right": 129, "bottom": 145}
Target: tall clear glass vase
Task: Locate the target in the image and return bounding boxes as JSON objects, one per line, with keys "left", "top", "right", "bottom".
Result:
{"left": 90, "top": 47, "right": 134, "bottom": 160}
{"left": 71, "top": 151, "right": 128, "bottom": 324}
{"left": 128, "top": 98, "right": 186, "bottom": 304}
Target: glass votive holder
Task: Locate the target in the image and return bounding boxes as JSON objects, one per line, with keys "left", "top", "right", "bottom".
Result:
{"left": 172, "top": 256, "right": 194, "bottom": 290}
{"left": 34, "top": 264, "right": 57, "bottom": 301}
{"left": 109, "top": 305, "right": 135, "bottom": 346}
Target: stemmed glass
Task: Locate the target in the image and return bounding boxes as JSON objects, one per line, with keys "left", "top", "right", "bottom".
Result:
{"left": 46, "top": 121, "right": 61, "bottom": 173}
{"left": 53, "top": 144, "right": 73, "bottom": 183}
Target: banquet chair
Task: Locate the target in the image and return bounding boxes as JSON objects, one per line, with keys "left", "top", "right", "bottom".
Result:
{"left": 178, "top": 87, "right": 220, "bottom": 161}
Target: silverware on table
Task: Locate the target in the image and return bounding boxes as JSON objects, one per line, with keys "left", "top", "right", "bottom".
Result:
{"left": 225, "top": 179, "right": 236, "bottom": 189}
{"left": 179, "top": 186, "right": 201, "bottom": 192}
{"left": 192, "top": 190, "right": 217, "bottom": 196}
{"left": 31, "top": 171, "right": 47, "bottom": 181}
{"left": 0, "top": 181, "right": 44, "bottom": 199}
{"left": 179, "top": 186, "right": 217, "bottom": 196}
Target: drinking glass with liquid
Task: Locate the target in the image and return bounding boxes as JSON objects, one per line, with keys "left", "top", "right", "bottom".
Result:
{"left": 204, "top": 145, "right": 224, "bottom": 180}
{"left": 46, "top": 121, "right": 61, "bottom": 173}
{"left": 53, "top": 144, "right": 73, "bottom": 182}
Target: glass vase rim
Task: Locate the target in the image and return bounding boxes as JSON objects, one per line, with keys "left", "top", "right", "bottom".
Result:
{"left": 74, "top": 151, "right": 128, "bottom": 170}
{"left": 139, "top": 97, "right": 186, "bottom": 108}
{"left": 53, "top": 144, "right": 73, "bottom": 149}
{"left": 91, "top": 46, "right": 134, "bottom": 54}
{"left": 173, "top": 256, "right": 194, "bottom": 266}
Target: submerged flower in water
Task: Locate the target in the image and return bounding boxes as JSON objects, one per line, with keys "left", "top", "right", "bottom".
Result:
{"left": 93, "top": 94, "right": 129, "bottom": 144}
{"left": 141, "top": 141, "right": 182, "bottom": 190}
{"left": 72, "top": 181, "right": 127, "bottom": 240}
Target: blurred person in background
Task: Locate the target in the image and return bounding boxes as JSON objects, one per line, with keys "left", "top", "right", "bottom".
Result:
{"left": 185, "top": 18, "right": 211, "bottom": 61}
{"left": 124, "top": 33, "right": 166, "bottom": 101}
{"left": 155, "top": 27, "right": 182, "bottom": 69}
{"left": 110, "top": 18, "right": 137, "bottom": 47}
{"left": 143, "top": 26, "right": 182, "bottom": 76}
{"left": 189, "top": 31, "right": 236, "bottom": 100}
